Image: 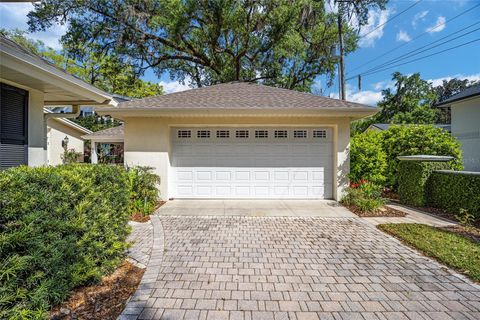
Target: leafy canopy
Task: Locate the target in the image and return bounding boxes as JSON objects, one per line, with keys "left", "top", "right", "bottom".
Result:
{"left": 1, "top": 29, "right": 163, "bottom": 99}
{"left": 27, "top": 0, "right": 385, "bottom": 91}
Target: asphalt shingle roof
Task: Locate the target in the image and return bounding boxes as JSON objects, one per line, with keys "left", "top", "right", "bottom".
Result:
{"left": 82, "top": 124, "right": 124, "bottom": 139}
{"left": 115, "top": 82, "right": 374, "bottom": 110}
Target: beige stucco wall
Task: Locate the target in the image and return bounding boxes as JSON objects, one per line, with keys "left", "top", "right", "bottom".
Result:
{"left": 451, "top": 97, "right": 480, "bottom": 171}
{"left": 124, "top": 116, "right": 351, "bottom": 201}
{"left": 47, "top": 118, "right": 85, "bottom": 165}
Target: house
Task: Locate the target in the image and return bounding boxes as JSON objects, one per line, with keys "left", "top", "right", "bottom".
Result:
{"left": 436, "top": 84, "right": 480, "bottom": 171}
{"left": 45, "top": 108, "right": 92, "bottom": 165}
{"left": 367, "top": 123, "right": 451, "bottom": 132}
{"left": 0, "top": 34, "right": 115, "bottom": 170}
{"left": 82, "top": 124, "right": 124, "bottom": 164}
{"left": 97, "top": 82, "right": 376, "bottom": 200}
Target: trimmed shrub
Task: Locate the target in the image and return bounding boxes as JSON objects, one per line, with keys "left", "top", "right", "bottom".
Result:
{"left": 0, "top": 164, "right": 130, "bottom": 319}
{"left": 341, "top": 182, "right": 385, "bottom": 213}
{"left": 382, "top": 125, "right": 462, "bottom": 189}
{"left": 426, "top": 171, "right": 480, "bottom": 222}
{"left": 127, "top": 166, "right": 161, "bottom": 216}
{"left": 398, "top": 161, "right": 452, "bottom": 206}
{"left": 349, "top": 130, "right": 387, "bottom": 186}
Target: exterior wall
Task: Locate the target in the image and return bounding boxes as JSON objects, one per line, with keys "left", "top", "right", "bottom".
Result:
{"left": 124, "top": 116, "right": 352, "bottom": 201}
{"left": 47, "top": 118, "right": 85, "bottom": 165}
{"left": 0, "top": 79, "right": 46, "bottom": 166}
{"left": 451, "top": 97, "right": 480, "bottom": 171}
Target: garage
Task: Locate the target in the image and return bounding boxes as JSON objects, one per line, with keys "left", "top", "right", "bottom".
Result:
{"left": 171, "top": 127, "right": 333, "bottom": 199}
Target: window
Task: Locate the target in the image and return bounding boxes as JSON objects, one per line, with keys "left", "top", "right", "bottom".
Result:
{"left": 313, "top": 130, "right": 327, "bottom": 138}
{"left": 235, "top": 130, "right": 249, "bottom": 138}
{"left": 177, "top": 130, "right": 191, "bottom": 138}
{"left": 294, "top": 130, "right": 307, "bottom": 138}
{"left": 197, "top": 130, "right": 211, "bottom": 138}
{"left": 274, "top": 130, "right": 288, "bottom": 138}
{"left": 255, "top": 130, "right": 269, "bottom": 138}
{"left": 216, "top": 130, "right": 230, "bottom": 138}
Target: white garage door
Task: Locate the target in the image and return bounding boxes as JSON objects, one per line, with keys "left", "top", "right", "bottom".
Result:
{"left": 171, "top": 127, "right": 333, "bottom": 199}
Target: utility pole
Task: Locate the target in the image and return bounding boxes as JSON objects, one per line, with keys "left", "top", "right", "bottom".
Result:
{"left": 337, "top": 3, "right": 346, "bottom": 100}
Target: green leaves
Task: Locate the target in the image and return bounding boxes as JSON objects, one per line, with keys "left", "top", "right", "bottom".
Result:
{"left": 127, "top": 166, "right": 160, "bottom": 216}
{"left": 0, "top": 164, "right": 130, "bottom": 318}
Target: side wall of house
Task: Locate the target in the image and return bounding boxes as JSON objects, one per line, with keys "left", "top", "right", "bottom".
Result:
{"left": 123, "top": 116, "right": 351, "bottom": 201}
{"left": 451, "top": 97, "right": 480, "bottom": 171}
{"left": 47, "top": 118, "right": 85, "bottom": 165}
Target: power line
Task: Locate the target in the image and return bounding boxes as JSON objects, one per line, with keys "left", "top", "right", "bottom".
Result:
{"left": 358, "top": 38, "right": 480, "bottom": 78}
{"left": 346, "top": 22, "right": 480, "bottom": 80}
{"left": 347, "top": 2, "right": 480, "bottom": 75}
{"left": 358, "top": 0, "right": 423, "bottom": 39}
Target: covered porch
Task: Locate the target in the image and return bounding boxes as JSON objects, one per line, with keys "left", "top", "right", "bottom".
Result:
{"left": 82, "top": 125, "right": 124, "bottom": 164}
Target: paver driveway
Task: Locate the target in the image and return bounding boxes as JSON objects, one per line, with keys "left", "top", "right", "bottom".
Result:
{"left": 122, "top": 209, "right": 480, "bottom": 320}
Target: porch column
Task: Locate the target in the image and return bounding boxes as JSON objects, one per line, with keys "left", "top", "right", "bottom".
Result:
{"left": 91, "top": 140, "right": 98, "bottom": 164}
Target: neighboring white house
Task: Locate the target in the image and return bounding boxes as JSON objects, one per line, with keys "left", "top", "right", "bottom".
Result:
{"left": 0, "top": 35, "right": 115, "bottom": 170}
{"left": 436, "top": 84, "right": 480, "bottom": 171}
{"left": 45, "top": 109, "right": 92, "bottom": 165}
{"left": 98, "top": 82, "right": 377, "bottom": 200}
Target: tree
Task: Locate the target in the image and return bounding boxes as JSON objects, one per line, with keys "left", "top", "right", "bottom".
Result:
{"left": 433, "top": 78, "right": 478, "bottom": 124}
{"left": 26, "top": 0, "right": 384, "bottom": 91}
{"left": 1, "top": 29, "right": 163, "bottom": 99}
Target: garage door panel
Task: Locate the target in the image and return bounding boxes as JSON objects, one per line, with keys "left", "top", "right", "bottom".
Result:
{"left": 172, "top": 127, "right": 333, "bottom": 199}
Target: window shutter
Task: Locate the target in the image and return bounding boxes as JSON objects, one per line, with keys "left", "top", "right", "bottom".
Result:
{"left": 0, "top": 83, "right": 28, "bottom": 169}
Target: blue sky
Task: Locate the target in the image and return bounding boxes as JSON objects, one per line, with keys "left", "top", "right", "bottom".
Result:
{"left": 1, "top": 0, "right": 479, "bottom": 105}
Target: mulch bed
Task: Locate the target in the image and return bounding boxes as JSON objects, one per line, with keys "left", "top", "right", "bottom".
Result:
{"left": 344, "top": 204, "right": 407, "bottom": 217}
{"left": 50, "top": 261, "right": 144, "bottom": 320}
{"left": 381, "top": 189, "right": 400, "bottom": 201}
{"left": 130, "top": 200, "right": 167, "bottom": 222}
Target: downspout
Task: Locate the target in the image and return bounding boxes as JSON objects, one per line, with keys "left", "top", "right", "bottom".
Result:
{"left": 43, "top": 105, "right": 81, "bottom": 151}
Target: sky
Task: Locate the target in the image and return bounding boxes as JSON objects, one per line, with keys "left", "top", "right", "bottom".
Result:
{"left": 1, "top": 0, "right": 479, "bottom": 105}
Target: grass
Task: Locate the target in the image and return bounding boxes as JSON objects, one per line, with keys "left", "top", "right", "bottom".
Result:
{"left": 378, "top": 223, "right": 480, "bottom": 282}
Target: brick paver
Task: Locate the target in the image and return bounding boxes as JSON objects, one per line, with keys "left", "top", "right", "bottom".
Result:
{"left": 120, "top": 216, "right": 480, "bottom": 319}
{"left": 127, "top": 220, "right": 154, "bottom": 268}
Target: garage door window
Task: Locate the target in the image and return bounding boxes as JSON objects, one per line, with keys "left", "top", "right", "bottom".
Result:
{"left": 255, "top": 130, "right": 268, "bottom": 138}
{"left": 313, "top": 130, "right": 327, "bottom": 138}
{"left": 274, "top": 130, "right": 288, "bottom": 138}
{"left": 235, "top": 130, "right": 249, "bottom": 138}
{"left": 294, "top": 130, "right": 307, "bottom": 138}
{"left": 178, "top": 130, "right": 191, "bottom": 138}
{"left": 216, "top": 130, "right": 230, "bottom": 138}
{"left": 197, "top": 130, "right": 210, "bottom": 138}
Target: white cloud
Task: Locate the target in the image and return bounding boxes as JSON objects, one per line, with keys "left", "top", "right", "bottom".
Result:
{"left": 158, "top": 80, "right": 191, "bottom": 94}
{"left": 428, "top": 73, "right": 480, "bottom": 87}
{"left": 426, "top": 16, "right": 446, "bottom": 34}
{"left": 412, "top": 10, "right": 428, "bottom": 27}
{"left": 0, "top": 3, "right": 66, "bottom": 50}
{"left": 358, "top": 9, "right": 391, "bottom": 48}
{"left": 396, "top": 30, "right": 411, "bottom": 42}
{"left": 329, "top": 84, "right": 383, "bottom": 107}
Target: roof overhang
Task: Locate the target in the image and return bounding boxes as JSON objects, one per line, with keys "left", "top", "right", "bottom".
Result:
{"left": 96, "top": 107, "right": 378, "bottom": 120}
{"left": 435, "top": 93, "right": 480, "bottom": 108}
{"left": 0, "top": 43, "right": 116, "bottom": 106}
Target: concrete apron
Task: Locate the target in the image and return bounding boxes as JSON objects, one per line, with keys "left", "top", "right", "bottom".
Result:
{"left": 157, "top": 199, "right": 356, "bottom": 217}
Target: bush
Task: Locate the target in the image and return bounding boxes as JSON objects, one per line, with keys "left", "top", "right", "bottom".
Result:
{"left": 341, "top": 182, "right": 385, "bottom": 213}
{"left": 0, "top": 164, "right": 130, "bottom": 319}
{"left": 349, "top": 130, "right": 387, "bottom": 186}
{"left": 127, "top": 166, "right": 160, "bottom": 216}
{"left": 382, "top": 125, "right": 462, "bottom": 188}
{"left": 426, "top": 171, "right": 480, "bottom": 223}
{"left": 398, "top": 161, "right": 452, "bottom": 207}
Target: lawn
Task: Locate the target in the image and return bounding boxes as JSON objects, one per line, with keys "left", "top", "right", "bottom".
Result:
{"left": 378, "top": 223, "right": 480, "bottom": 282}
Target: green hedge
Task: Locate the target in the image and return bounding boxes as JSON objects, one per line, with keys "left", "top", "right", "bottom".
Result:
{"left": 0, "top": 164, "right": 130, "bottom": 319}
{"left": 427, "top": 171, "right": 480, "bottom": 222}
{"left": 398, "top": 161, "right": 452, "bottom": 207}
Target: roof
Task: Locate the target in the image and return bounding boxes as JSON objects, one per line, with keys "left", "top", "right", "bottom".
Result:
{"left": 82, "top": 124, "right": 124, "bottom": 140}
{"left": 100, "top": 82, "right": 376, "bottom": 116}
{"left": 368, "top": 123, "right": 451, "bottom": 132}
{"left": 44, "top": 108, "right": 92, "bottom": 135}
{"left": 435, "top": 84, "right": 480, "bottom": 107}
{"left": 0, "top": 34, "right": 115, "bottom": 105}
